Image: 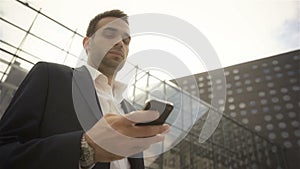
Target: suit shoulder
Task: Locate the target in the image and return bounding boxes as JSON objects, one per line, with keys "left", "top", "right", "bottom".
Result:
{"left": 35, "top": 61, "right": 73, "bottom": 73}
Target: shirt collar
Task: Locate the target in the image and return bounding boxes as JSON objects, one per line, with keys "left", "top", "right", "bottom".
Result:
{"left": 84, "top": 64, "right": 101, "bottom": 81}
{"left": 84, "top": 64, "right": 127, "bottom": 102}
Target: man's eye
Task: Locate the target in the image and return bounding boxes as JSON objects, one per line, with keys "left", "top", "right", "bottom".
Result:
{"left": 103, "top": 30, "right": 117, "bottom": 38}
{"left": 123, "top": 37, "right": 131, "bottom": 45}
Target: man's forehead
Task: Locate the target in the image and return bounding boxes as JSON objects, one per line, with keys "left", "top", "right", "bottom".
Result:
{"left": 96, "top": 17, "right": 130, "bottom": 34}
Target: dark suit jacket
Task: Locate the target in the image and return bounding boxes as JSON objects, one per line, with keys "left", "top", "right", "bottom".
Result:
{"left": 0, "top": 62, "right": 144, "bottom": 169}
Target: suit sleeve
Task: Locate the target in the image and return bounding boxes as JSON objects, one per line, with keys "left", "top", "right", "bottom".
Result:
{"left": 0, "top": 62, "right": 83, "bottom": 169}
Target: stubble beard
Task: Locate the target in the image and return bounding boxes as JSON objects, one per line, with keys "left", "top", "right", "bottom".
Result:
{"left": 98, "top": 55, "right": 126, "bottom": 77}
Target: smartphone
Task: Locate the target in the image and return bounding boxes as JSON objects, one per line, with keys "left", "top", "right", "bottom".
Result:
{"left": 136, "top": 99, "right": 174, "bottom": 126}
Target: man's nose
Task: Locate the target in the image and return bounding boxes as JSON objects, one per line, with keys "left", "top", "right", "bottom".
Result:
{"left": 114, "top": 38, "right": 124, "bottom": 48}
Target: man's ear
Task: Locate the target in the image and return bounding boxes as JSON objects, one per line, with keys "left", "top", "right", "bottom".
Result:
{"left": 83, "top": 37, "right": 90, "bottom": 54}
{"left": 83, "top": 37, "right": 89, "bottom": 47}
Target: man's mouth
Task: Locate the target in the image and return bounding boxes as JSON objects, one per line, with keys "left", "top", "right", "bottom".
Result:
{"left": 108, "top": 50, "right": 124, "bottom": 58}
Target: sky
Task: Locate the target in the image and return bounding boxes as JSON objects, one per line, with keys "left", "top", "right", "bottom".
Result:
{"left": 1, "top": 0, "right": 299, "bottom": 77}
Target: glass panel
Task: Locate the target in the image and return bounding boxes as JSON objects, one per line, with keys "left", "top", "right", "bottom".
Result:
{"left": 0, "top": 50, "right": 13, "bottom": 65}
{"left": 14, "top": 58, "right": 34, "bottom": 72}
{"left": 68, "top": 35, "right": 84, "bottom": 57}
{"left": 132, "top": 87, "right": 147, "bottom": 107}
{"left": 3, "top": 73, "right": 8, "bottom": 82}
{"left": 0, "top": 41, "right": 18, "bottom": 57}
{"left": 1, "top": 1, "right": 36, "bottom": 30}
{"left": 63, "top": 54, "right": 80, "bottom": 68}
{"left": 0, "top": 20, "right": 26, "bottom": 48}
{"left": 30, "top": 15, "right": 74, "bottom": 50}
{"left": 17, "top": 51, "right": 41, "bottom": 65}
{"left": 148, "top": 81, "right": 165, "bottom": 100}
{"left": 182, "top": 95, "right": 192, "bottom": 131}
{"left": 0, "top": 61, "right": 8, "bottom": 74}
{"left": 21, "top": 34, "right": 66, "bottom": 63}
{"left": 164, "top": 126, "right": 183, "bottom": 151}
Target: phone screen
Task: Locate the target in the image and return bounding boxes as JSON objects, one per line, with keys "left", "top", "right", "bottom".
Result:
{"left": 136, "top": 99, "right": 174, "bottom": 126}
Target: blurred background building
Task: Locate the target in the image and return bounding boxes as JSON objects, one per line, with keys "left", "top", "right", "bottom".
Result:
{"left": 141, "top": 50, "right": 299, "bottom": 169}
{"left": 0, "top": 1, "right": 299, "bottom": 169}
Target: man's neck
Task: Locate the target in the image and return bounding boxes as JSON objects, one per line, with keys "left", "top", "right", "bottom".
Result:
{"left": 86, "top": 61, "right": 118, "bottom": 86}
{"left": 98, "top": 67, "right": 115, "bottom": 86}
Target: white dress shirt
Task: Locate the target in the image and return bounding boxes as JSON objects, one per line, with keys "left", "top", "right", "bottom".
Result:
{"left": 85, "top": 64, "right": 131, "bottom": 169}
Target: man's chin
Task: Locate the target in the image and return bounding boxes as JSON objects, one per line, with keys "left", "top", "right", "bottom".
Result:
{"left": 114, "top": 60, "right": 126, "bottom": 72}
{"left": 105, "top": 59, "right": 124, "bottom": 68}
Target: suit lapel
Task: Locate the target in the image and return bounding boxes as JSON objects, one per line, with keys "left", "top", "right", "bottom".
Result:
{"left": 73, "top": 68, "right": 144, "bottom": 169}
{"left": 121, "top": 99, "right": 136, "bottom": 114}
{"left": 121, "top": 100, "right": 145, "bottom": 169}
{"left": 72, "top": 66, "right": 103, "bottom": 130}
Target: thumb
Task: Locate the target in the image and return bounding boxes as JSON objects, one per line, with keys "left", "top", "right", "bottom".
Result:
{"left": 125, "top": 110, "right": 160, "bottom": 123}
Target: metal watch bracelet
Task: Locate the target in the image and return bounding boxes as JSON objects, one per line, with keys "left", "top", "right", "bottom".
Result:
{"left": 80, "top": 134, "right": 95, "bottom": 168}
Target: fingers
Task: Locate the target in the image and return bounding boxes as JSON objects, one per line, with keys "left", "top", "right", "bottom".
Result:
{"left": 101, "top": 113, "right": 169, "bottom": 137}
{"left": 100, "top": 113, "right": 170, "bottom": 138}
{"left": 125, "top": 110, "right": 160, "bottom": 123}
{"left": 132, "top": 124, "right": 170, "bottom": 138}
{"left": 87, "top": 112, "right": 171, "bottom": 160}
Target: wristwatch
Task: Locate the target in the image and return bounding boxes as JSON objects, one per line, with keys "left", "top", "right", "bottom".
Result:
{"left": 80, "top": 134, "right": 95, "bottom": 168}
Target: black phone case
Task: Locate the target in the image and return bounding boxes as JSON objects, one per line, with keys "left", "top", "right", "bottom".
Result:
{"left": 136, "top": 99, "right": 174, "bottom": 126}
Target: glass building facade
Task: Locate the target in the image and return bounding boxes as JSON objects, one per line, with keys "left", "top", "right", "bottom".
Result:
{"left": 124, "top": 59, "right": 294, "bottom": 169}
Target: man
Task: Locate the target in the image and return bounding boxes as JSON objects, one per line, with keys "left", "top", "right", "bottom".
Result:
{"left": 0, "top": 10, "right": 169, "bottom": 169}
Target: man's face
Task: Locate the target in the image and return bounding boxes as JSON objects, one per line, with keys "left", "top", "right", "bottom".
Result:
{"left": 85, "top": 17, "right": 131, "bottom": 72}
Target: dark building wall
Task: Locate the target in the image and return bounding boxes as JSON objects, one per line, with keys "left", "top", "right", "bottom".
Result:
{"left": 171, "top": 49, "right": 300, "bottom": 169}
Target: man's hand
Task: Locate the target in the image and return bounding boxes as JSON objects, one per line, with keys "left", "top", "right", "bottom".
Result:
{"left": 84, "top": 110, "right": 170, "bottom": 162}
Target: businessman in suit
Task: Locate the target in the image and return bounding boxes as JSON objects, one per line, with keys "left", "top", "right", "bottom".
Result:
{"left": 0, "top": 9, "right": 169, "bottom": 169}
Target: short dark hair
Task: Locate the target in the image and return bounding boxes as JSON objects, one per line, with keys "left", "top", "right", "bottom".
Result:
{"left": 86, "top": 9, "right": 128, "bottom": 37}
